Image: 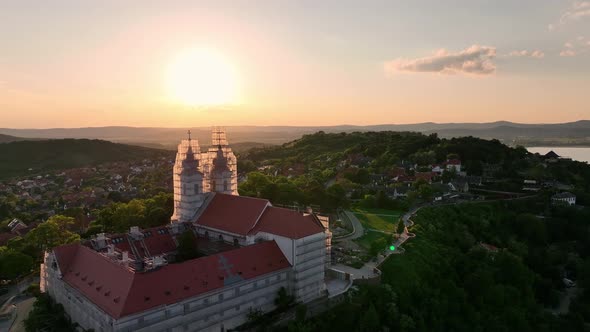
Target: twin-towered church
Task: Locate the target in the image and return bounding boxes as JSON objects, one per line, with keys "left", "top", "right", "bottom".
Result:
{"left": 41, "top": 128, "right": 332, "bottom": 332}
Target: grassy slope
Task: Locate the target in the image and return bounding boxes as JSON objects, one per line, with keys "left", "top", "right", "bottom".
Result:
{"left": 0, "top": 139, "right": 172, "bottom": 180}
{"left": 354, "top": 208, "right": 401, "bottom": 231}
{"left": 354, "top": 231, "right": 389, "bottom": 249}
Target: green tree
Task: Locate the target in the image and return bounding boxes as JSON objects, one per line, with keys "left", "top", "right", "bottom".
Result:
{"left": 0, "top": 247, "right": 34, "bottom": 279}
{"left": 397, "top": 219, "right": 406, "bottom": 235}
{"left": 419, "top": 184, "right": 433, "bottom": 201}
{"left": 295, "top": 304, "right": 307, "bottom": 322}
{"left": 370, "top": 237, "right": 387, "bottom": 257}
{"left": 399, "top": 314, "right": 416, "bottom": 332}
{"left": 359, "top": 303, "right": 380, "bottom": 332}
{"left": 176, "top": 230, "right": 199, "bottom": 262}
{"left": 25, "top": 215, "right": 80, "bottom": 253}
{"left": 275, "top": 287, "right": 294, "bottom": 311}
{"left": 24, "top": 294, "right": 77, "bottom": 332}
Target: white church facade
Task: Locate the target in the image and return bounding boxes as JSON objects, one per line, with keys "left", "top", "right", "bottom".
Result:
{"left": 41, "top": 128, "right": 331, "bottom": 332}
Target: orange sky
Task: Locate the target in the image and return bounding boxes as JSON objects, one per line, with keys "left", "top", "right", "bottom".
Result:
{"left": 1, "top": 1, "right": 589, "bottom": 128}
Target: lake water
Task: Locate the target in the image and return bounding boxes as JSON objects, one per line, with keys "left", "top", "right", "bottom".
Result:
{"left": 527, "top": 147, "right": 590, "bottom": 163}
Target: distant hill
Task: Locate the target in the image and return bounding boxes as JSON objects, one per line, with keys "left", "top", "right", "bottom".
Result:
{"left": 0, "top": 134, "right": 31, "bottom": 143}
{"left": 0, "top": 139, "right": 173, "bottom": 180}
{"left": 1, "top": 120, "right": 590, "bottom": 147}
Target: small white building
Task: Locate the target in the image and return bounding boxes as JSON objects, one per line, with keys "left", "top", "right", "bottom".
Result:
{"left": 552, "top": 192, "right": 576, "bottom": 206}
{"left": 445, "top": 159, "right": 462, "bottom": 173}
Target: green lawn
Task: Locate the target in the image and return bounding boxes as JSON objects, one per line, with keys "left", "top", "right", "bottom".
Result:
{"left": 354, "top": 231, "right": 390, "bottom": 250}
{"left": 353, "top": 208, "right": 401, "bottom": 232}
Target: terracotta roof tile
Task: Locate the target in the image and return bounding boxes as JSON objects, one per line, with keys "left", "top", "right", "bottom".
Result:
{"left": 52, "top": 240, "right": 289, "bottom": 319}
{"left": 196, "top": 193, "right": 269, "bottom": 236}
{"left": 250, "top": 206, "right": 324, "bottom": 239}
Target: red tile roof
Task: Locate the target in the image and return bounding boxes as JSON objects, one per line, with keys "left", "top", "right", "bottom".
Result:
{"left": 0, "top": 232, "right": 16, "bottom": 246}
{"left": 446, "top": 159, "right": 461, "bottom": 165}
{"left": 142, "top": 230, "right": 177, "bottom": 257}
{"left": 415, "top": 172, "right": 435, "bottom": 182}
{"left": 109, "top": 227, "right": 177, "bottom": 260}
{"left": 251, "top": 207, "right": 324, "bottom": 239}
{"left": 196, "top": 193, "right": 269, "bottom": 236}
{"left": 53, "top": 240, "right": 290, "bottom": 319}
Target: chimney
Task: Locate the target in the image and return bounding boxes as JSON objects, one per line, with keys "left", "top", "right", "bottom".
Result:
{"left": 129, "top": 226, "right": 142, "bottom": 239}
{"left": 153, "top": 256, "right": 167, "bottom": 268}
{"left": 121, "top": 251, "right": 129, "bottom": 267}
{"left": 106, "top": 244, "right": 116, "bottom": 258}
{"left": 95, "top": 233, "right": 107, "bottom": 249}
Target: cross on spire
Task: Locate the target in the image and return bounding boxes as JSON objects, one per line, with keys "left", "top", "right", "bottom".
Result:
{"left": 187, "top": 129, "right": 191, "bottom": 141}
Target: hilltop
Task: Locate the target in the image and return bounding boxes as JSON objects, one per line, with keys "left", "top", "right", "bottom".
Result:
{"left": 0, "top": 139, "right": 172, "bottom": 180}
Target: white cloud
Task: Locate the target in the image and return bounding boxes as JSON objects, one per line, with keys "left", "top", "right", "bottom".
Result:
{"left": 560, "top": 49, "right": 576, "bottom": 56}
{"left": 550, "top": 1, "right": 590, "bottom": 29}
{"left": 384, "top": 45, "right": 497, "bottom": 76}
{"left": 507, "top": 50, "right": 545, "bottom": 58}
{"left": 560, "top": 36, "right": 590, "bottom": 56}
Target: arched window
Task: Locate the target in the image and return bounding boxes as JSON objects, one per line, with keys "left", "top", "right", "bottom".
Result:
{"left": 182, "top": 184, "right": 187, "bottom": 195}
{"left": 224, "top": 180, "right": 229, "bottom": 191}
{"left": 218, "top": 234, "right": 223, "bottom": 241}
{"left": 194, "top": 183, "right": 199, "bottom": 194}
{"left": 233, "top": 238, "right": 239, "bottom": 246}
{"left": 205, "top": 231, "right": 209, "bottom": 238}
{"left": 211, "top": 180, "right": 216, "bottom": 191}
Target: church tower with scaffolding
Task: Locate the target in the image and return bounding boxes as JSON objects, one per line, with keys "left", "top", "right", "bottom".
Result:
{"left": 200, "top": 127, "right": 238, "bottom": 195}
{"left": 171, "top": 131, "right": 205, "bottom": 223}
{"left": 171, "top": 127, "right": 238, "bottom": 223}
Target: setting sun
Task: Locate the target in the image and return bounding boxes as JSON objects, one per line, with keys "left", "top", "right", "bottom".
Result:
{"left": 165, "top": 48, "right": 239, "bottom": 106}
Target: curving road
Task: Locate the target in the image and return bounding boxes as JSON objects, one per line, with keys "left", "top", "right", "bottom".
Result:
{"left": 334, "top": 210, "right": 365, "bottom": 240}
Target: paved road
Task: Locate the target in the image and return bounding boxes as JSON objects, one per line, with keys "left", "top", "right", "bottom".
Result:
{"left": 551, "top": 286, "right": 579, "bottom": 315}
{"left": 335, "top": 210, "right": 364, "bottom": 240}
{"left": 0, "top": 276, "right": 38, "bottom": 309}
{"left": 9, "top": 296, "right": 35, "bottom": 332}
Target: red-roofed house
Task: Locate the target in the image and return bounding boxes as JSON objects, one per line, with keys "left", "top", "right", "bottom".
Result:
{"left": 415, "top": 172, "right": 436, "bottom": 183}
{"left": 445, "top": 159, "right": 462, "bottom": 173}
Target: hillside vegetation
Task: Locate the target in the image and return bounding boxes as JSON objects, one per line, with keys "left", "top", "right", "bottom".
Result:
{"left": 0, "top": 139, "right": 172, "bottom": 180}
{"left": 238, "top": 131, "right": 590, "bottom": 212}
{"left": 302, "top": 198, "right": 590, "bottom": 332}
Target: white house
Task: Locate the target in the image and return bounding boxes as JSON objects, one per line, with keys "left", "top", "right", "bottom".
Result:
{"left": 444, "top": 159, "right": 462, "bottom": 173}
{"left": 551, "top": 192, "right": 576, "bottom": 206}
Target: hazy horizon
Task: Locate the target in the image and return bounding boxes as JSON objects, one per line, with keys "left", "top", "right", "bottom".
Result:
{"left": 2, "top": 119, "right": 590, "bottom": 130}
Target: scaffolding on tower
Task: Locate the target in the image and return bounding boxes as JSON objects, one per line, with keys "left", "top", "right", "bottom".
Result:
{"left": 201, "top": 127, "right": 239, "bottom": 195}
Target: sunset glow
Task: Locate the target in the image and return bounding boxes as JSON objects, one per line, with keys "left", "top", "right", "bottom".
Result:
{"left": 165, "top": 48, "right": 240, "bottom": 107}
